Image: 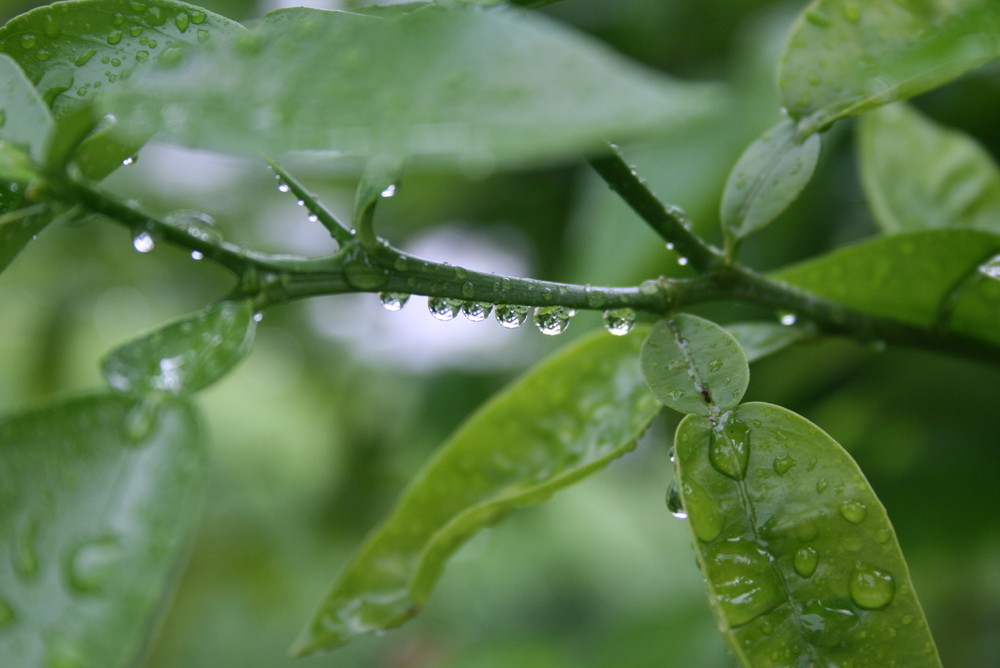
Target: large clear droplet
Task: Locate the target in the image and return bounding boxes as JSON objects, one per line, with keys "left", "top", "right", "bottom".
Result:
{"left": 378, "top": 292, "right": 410, "bottom": 312}
{"left": 428, "top": 297, "right": 462, "bottom": 321}
{"left": 839, "top": 500, "right": 868, "bottom": 524}
{"left": 709, "top": 418, "right": 750, "bottom": 481}
{"left": 132, "top": 230, "right": 155, "bottom": 253}
{"left": 666, "top": 482, "right": 686, "bottom": 518}
{"left": 533, "top": 306, "right": 575, "bottom": 336}
{"left": 495, "top": 304, "right": 529, "bottom": 329}
{"left": 707, "top": 540, "right": 785, "bottom": 627}
{"left": 462, "top": 301, "right": 493, "bottom": 322}
{"left": 849, "top": 564, "right": 895, "bottom": 610}
{"left": 602, "top": 308, "right": 636, "bottom": 336}
{"left": 793, "top": 546, "right": 819, "bottom": 578}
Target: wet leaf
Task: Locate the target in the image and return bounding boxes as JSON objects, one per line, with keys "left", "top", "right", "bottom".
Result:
{"left": 292, "top": 328, "right": 660, "bottom": 655}
{"left": 859, "top": 102, "right": 1000, "bottom": 234}
{"left": 778, "top": 0, "right": 1000, "bottom": 132}
{"left": 774, "top": 229, "right": 1000, "bottom": 345}
{"left": 720, "top": 119, "right": 821, "bottom": 241}
{"left": 101, "top": 299, "right": 257, "bottom": 395}
{"left": 673, "top": 402, "right": 940, "bottom": 667}
{"left": 106, "top": 5, "right": 723, "bottom": 167}
{"left": 0, "top": 203, "right": 52, "bottom": 275}
{"left": 0, "top": 53, "right": 52, "bottom": 167}
{"left": 353, "top": 154, "right": 404, "bottom": 240}
{"left": 640, "top": 314, "right": 749, "bottom": 416}
{"left": 726, "top": 322, "right": 808, "bottom": 363}
{"left": 0, "top": 393, "right": 205, "bottom": 667}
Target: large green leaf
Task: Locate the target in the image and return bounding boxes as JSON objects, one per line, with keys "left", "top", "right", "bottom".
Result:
{"left": 640, "top": 314, "right": 749, "bottom": 417}
{"left": 720, "top": 119, "right": 821, "bottom": 241}
{"left": 774, "top": 229, "right": 1000, "bottom": 345}
{"left": 101, "top": 299, "right": 257, "bottom": 396}
{"left": 859, "top": 102, "right": 1000, "bottom": 234}
{"left": 106, "top": 5, "right": 723, "bottom": 167}
{"left": 292, "top": 328, "right": 660, "bottom": 655}
{"left": 0, "top": 393, "right": 205, "bottom": 667}
{"left": 0, "top": 53, "right": 51, "bottom": 166}
{"left": 778, "top": 0, "right": 1000, "bottom": 133}
{"left": 673, "top": 402, "right": 940, "bottom": 667}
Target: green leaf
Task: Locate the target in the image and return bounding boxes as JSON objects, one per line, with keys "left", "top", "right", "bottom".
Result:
{"left": 292, "top": 328, "right": 660, "bottom": 655}
{"left": 726, "top": 322, "right": 808, "bottom": 363}
{"left": 859, "top": 102, "right": 1000, "bottom": 234}
{"left": 0, "top": 393, "right": 205, "bottom": 667}
{"left": 720, "top": 119, "right": 821, "bottom": 241}
{"left": 353, "top": 154, "right": 404, "bottom": 245}
{"left": 101, "top": 299, "right": 257, "bottom": 395}
{"left": 0, "top": 53, "right": 52, "bottom": 166}
{"left": 0, "top": 203, "right": 52, "bottom": 274}
{"left": 774, "top": 229, "right": 1000, "bottom": 345}
{"left": 673, "top": 402, "right": 940, "bottom": 667}
{"left": 107, "top": 6, "right": 723, "bottom": 167}
{"left": 778, "top": 0, "right": 1000, "bottom": 133}
{"left": 640, "top": 314, "right": 749, "bottom": 416}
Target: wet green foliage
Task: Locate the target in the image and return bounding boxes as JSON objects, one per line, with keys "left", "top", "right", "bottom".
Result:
{"left": 0, "top": 394, "right": 205, "bottom": 666}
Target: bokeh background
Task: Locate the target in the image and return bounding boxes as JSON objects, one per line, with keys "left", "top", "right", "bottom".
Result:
{"left": 1, "top": 0, "right": 999, "bottom": 665}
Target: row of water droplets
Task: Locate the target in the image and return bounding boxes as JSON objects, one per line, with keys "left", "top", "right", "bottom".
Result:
{"left": 378, "top": 292, "right": 636, "bottom": 337}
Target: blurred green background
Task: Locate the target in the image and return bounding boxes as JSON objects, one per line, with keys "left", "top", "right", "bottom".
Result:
{"left": 1, "top": 0, "right": 999, "bottom": 665}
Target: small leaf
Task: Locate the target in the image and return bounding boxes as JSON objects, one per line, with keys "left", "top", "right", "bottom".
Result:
{"left": 0, "top": 203, "right": 52, "bottom": 275}
{"left": 0, "top": 53, "right": 52, "bottom": 166}
{"left": 0, "top": 393, "right": 205, "bottom": 667}
{"left": 774, "top": 229, "right": 1000, "bottom": 346}
{"left": 107, "top": 6, "right": 723, "bottom": 167}
{"left": 726, "top": 322, "right": 808, "bottom": 363}
{"left": 720, "top": 119, "right": 821, "bottom": 240}
{"left": 101, "top": 299, "right": 257, "bottom": 395}
{"left": 673, "top": 403, "right": 940, "bottom": 667}
{"left": 640, "top": 314, "right": 749, "bottom": 416}
{"left": 778, "top": 0, "right": 1000, "bottom": 132}
{"left": 353, "top": 154, "right": 404, "bottom": 244}
{"left": 859, "top": 102, "right": 1000, "bottom": 234}
{"left": 292, "top": 328, "right": 660, "bottom": 655}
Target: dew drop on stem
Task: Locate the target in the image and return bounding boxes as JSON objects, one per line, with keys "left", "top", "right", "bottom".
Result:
{"left": 132, "top": 231, "right": 155, "bottom": 253}
{"left": 462, "top": 301, "right": 493, "bottom": 322}
{"left": 428, "top": 297, "right": 462, "bottom": 321}
{"left": 603, "top": 308, "right": 636, "bottom": 336}
{"left": 494, "top": 304, "right": 529, "bottom": 329}
{"left": 378, "top": 292, "right": 410, "bottom": 312}
{"left": 533, "top": 306, "right": 575, "bottom": 335}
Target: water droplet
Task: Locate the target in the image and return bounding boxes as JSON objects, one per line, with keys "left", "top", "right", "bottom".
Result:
{"left": 876, "top": 528, "right": 892, "bottom": 543}
{"left": 253, "top": 312, "right": 264, "bottom": 323}
{"left": 639, "top": 280, "right": 659, "bottom": 296}
{"left": 190, "top": 250, "right": 204, "bottom": 261}
{"left": 34, "top": 49, "right": 51, "bottom": 61}
{"left": 380, "top": 184, "right": 396, "bottom": 198}
{"left": 849, "top": 564, "right": 895, "bottom": 610}
{"left": 709, "top": 418, "right": 750, "bottom": 481}
{"left": 665, "top": 242, "right": 675, "bottom": 251}
{"left": 602, "top": 308, "right": 636, "bottom": 336}
{"left": 707, "top": 540, "right": 784, "bottom": 626}
{"left": 277, "top": 182, "right": 290, "bottom": 193}
{"left": 197, "top": 28, "right": 210, "bottom": 43}
{"left": 839, "top": 500, "right": 868, "bottom": 524}
{"left": 378, "top": 292, "right": 409, "bottom": 311}
{"left": 793, "top": 546, "right": 819, "bottom": 578}
{"left": 122, "top": 156, "right": 135, "bottom": 166}
{"left": 132, "top": 230, "right": 155, "bottom": 253}
{"left": 107, "top": 30, "right": 123, "bottom": 45}
{"left": 779, "top": 312, "right": 797, "bottom": 326}
{"left": 74, "top": 49, "right": 96, "bottom": 66}
{"left": 190, "top": 9, "right": 207, "bottom": 24}
{"left": 20, "top": 34, "right": 36, "bottom": 49}
{"left": 533, "top": 306, "right": 575, "bottom": 336}
{"left": 495, "top": 304, "right": 529, "bottom": 329}
{"left": 64, "top": 537, "right": 120, "bottom": 594}
{"left": 428, "top": 297, "right": 462, "bottom": 321}
{"left": 773, "top": 455, "right": 795, "bottom": 476}
{"left": 462, "top": 301, "right": 493, "bottom": 322}
{"left": 344, "top": 252, "right": 389, "bottom": 290}
{"left": 677, "top": 256, "right": 689, "bottom": 266}
{"left": 666, "top": 482, "right": 686, "bottom": 518}
{"left": 135, "top": 50, "right": 149, "bottom": 63}
{"left": 175, "top": 12, "right": 190, "bottom": 32}
{"left": 0, "top": 598, "right": 15, "bottom": 629}
{"left": 801, "top": 600, "right": 858, "bottom": 648}
{"left": 816, "top": 478, "right": 829, "bottom": 493}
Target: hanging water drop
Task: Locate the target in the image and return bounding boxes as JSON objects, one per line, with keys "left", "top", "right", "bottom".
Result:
{"left": 602, "top": 308, "right": 636, "bottom": 336}
{"left": 849, "top": 564, "right": 895, "bottom": 610}
{"left": 278, "top": 183, "right": 290, "bottom": 193}
{"left": 122, "top": 155, "right": 136, "bottom": 166}
{"left": 190, "top": 250, "right": 203, "bottom": 261}
{"left": 378, "top": 292, "right": 409, "bottom": 312}
{"left": 428, "top": 297, "right": 462, "bottom": 321}
{"left": 253, "top": 312, "right": 263, "bottom": 323}
{"left": 380, "top": 184, "right": 396, "bottom": 198}
{"left": 132, "top": 230, "right": 155, "bottom": 253}
{"left": 666, "top": 482, "right": 686, "bottom": 518}
{"left": 533, "top": 306, "right": 575, "bottom": 336}
{"left": 495, "top": 304, "right": 529, "bottom": 329}
{"left": 462, "top": 302, "right": 493, "bottom": 322}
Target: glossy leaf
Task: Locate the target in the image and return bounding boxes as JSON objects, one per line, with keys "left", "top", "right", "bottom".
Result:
{"left": 0, "top": 53, "right": 52, "bottom": 166}
{"left": 106, "top": 6, "right": 723, "bottom": 167}
{"left": 640, "top": 314, "right": 749, "bottom": 416}
{"left": 673, "top": 402, "right": 940, "bottom": 667}
{"left": 353, "top": 154, "right": 405, "bottom": 240}
{"left": 774, "top": 229, "right": 1000, "bottom": 345}
{"left": 101, "top": 299, "right": 257, "bottom": 395}
{"left": 292, "top": 328, "right": 660, "bottom": 655}
{"left": 0, "top": 393, "right": 205, "bottom": 667}
{"left": 726, "top": 322, "right": 808, "bottom": 363}
{"left": 859, "top": 102, "right": 1000, "bottom": 233}
{"left": 0, "top": 203, "right": 52, "bottom": 274}
{"left": 720, "top": 119, "right": 821, "bottom": 240}
{"left": 778, "top": 0, "right": 1000, "bottom": 132}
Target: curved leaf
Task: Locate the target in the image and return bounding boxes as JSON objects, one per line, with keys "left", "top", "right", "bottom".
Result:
{"left": 101, "top": 299, "right": 257, "bottom": 395}
{"left": 0, "top": 203, "right": 52, "bottom": 274}
{"left": 0, "top": 393, "right": 205, "bottom": 667}
{"left": 774, "top": 229, "right": 1000, "bottom": 345}
{"left": 720, "top": 119, "right": 821, "bottom": 241}
{"left": 859, "top": 102, "right": 1000, "bottom": 234}
{"left": 778, "top": 0, "right": 1000, "bottom": 132}
{"left": 292, "top": 328, "right": 660, "bottom": 655}
{"left": 673, "top": 402, "right": 940, "bottom": 667}
{"left": 0, "top": 53, "right": 52, "bottom": 166}
{"left": 107, "top": 5, "right": 723, "bottom": 167}
{"left": 640, "top": 314, "right": 749, "bottom": 416}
